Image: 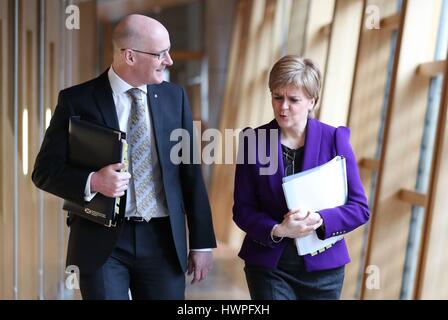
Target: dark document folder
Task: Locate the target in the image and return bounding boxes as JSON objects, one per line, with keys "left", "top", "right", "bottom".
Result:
{"left": 63, "top": 117, "right": 128, "bottom": 227}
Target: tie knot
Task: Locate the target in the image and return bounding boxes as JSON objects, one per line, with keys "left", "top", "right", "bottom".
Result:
{"left": 127, "top": 88, "right": 143, "bottom": 101}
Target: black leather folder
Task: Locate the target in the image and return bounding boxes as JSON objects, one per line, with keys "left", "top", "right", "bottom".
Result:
{"left": 63, "top": 117, "right": 127, "bottom": 227}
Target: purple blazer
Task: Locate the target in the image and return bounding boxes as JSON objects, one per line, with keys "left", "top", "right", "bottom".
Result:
{"left": 233, "top": 118, "right": 370, "bottom": 272}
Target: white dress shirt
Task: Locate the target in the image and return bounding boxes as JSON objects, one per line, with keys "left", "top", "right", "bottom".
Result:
{"left": 84, "top": 66, "right": 168, "bottom": 218}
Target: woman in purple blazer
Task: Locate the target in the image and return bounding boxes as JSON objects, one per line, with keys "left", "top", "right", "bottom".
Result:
{"left": 233, "top": 55, "right": 370, "bottom": 300}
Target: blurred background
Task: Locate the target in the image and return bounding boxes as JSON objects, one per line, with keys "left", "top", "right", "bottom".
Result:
{"left": 1, "top": 0, "right": 448, "bottom": 300}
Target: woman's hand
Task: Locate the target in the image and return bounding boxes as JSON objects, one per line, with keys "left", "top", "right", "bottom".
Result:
{"left": 273, "top": 208, "right": 323, "bottom": 238}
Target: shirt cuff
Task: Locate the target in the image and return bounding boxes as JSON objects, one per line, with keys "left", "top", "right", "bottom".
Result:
{"left": 190, "top": 248, "right": 213, "bottom": 252}
{"left": 84, "top": 172, "right": 98, "bottom": 202}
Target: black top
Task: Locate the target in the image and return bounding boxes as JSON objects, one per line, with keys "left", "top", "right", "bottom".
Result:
{"left": 281, "top": 144, "right": 304, "bottom": 177}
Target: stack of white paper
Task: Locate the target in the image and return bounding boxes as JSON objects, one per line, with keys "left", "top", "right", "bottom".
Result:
{"left": 281, "top": 156, "right": 348, "bottom": 256}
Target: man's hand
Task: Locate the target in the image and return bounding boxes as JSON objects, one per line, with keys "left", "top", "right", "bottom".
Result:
{"left": 91, "top": 163, "right": 131, "bottom": 197}
{"left": 187, "top": 251, "right": 213, "bottom": 284}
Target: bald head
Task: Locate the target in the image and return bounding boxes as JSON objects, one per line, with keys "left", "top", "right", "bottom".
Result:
{"left": 112, "top": 14, "right": 168, "bottom": 52}
{"left": 110, "top": 14, "right": 172, "bottom": 87}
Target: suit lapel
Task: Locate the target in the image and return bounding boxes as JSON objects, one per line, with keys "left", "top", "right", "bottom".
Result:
{"left": 93, "top": 70, "right": 120, "bottom": 130}
{"left": 266, "top": 120, "right": 287, "bottom": 210}
{"left": 146, "top": 84, "right": 165, "bottom": 158}
{"left": 302, "top": 118, "right": 322, "bottom": 171}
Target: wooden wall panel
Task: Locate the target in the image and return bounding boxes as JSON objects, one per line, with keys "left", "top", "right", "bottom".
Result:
{"left": 302, "top": 0, "right": 335, "bottom": 79}
{"left": 210, "top": 0, "right": 294, "bottom": 248}
{"left": 236, "top": 0, "right": 267, "bottom": 129}
{"left": 0, "top": 0, "right": 12, "bottom": 300}
{"left": 79, "top": 1, "right": 98, "bottom": 81}
{"left": 205, "top": 0, "right": 237, "bottom": 134}
{"left": 319, "top": 0, "right": 364, "bottom": 127}
{"left": 258, "top": 0, "right": 292, "bottom": 124}
{"left": 100, "top": 20, "right": 114, "bottom": 71}
{"left": 286, "top": 0, "right": 309, "bottom": 56}
{"left": 362, "top": 0, "right": 442, "bottom": 299}
{"left": 42, "top": 0, "right": 65, "bottom": 300}
{"left": 417, "top": 59, "right": 448, "bottom": 299}
{"left": 210, "top": 0, "right": 251, "bottom": 245}
{"left": 18, "top": 0, "right": 39, "bottom": 299}
{"left": 243, "top": 0, "right": 273, "bottom": 128}
{"left": 342, "top": 0, "right": 400, "bottom": 300}
{"left": 1, "top": 0, "right": 98, "bottom": 300}
{"left": 0, "top": 13, "right": 2, "bottom": 299}
{"left": 70, "top": 1, "right": 98, "bottom": 83}
{"left": 0, "top": 0, "right": 15, "bottom": 299}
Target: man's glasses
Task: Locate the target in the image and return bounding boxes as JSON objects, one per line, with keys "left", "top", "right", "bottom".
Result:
{"left": 121, "top": 48, "right": 170, "bottom": 60}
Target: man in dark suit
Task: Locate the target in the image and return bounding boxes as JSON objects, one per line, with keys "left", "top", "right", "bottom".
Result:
{"left": 32, "top": 14, "right": 216, "bottom": 299}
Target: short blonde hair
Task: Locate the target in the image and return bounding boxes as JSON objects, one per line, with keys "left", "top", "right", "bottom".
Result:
{"left": 269, "top": 55, "right": 322, "bottom": 107}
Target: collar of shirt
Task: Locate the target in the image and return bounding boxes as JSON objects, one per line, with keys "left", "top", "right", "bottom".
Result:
{"left": 107, "top": 66, "right": 149, "bottom": 134}
{"left": 108, "top": 66, "right": 147, "bottom": 96}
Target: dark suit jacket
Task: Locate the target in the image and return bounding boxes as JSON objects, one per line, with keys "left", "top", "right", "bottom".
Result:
{"left": 32, "top": 70, "right": 216, "bottom": 275}
{"left": 233, "top": 119, "right": 370, "bottom": 272}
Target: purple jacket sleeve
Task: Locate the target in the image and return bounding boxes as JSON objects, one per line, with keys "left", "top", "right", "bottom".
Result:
{"left": 318, "top": 127, "right": 370, "bottom": 239}
{"left": 232, "top": 130, "right": 280, "bottom": 247}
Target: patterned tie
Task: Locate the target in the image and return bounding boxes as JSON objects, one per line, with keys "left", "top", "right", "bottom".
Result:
{"left": 127, "top": 88, "right": 156, "bottom": 221}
